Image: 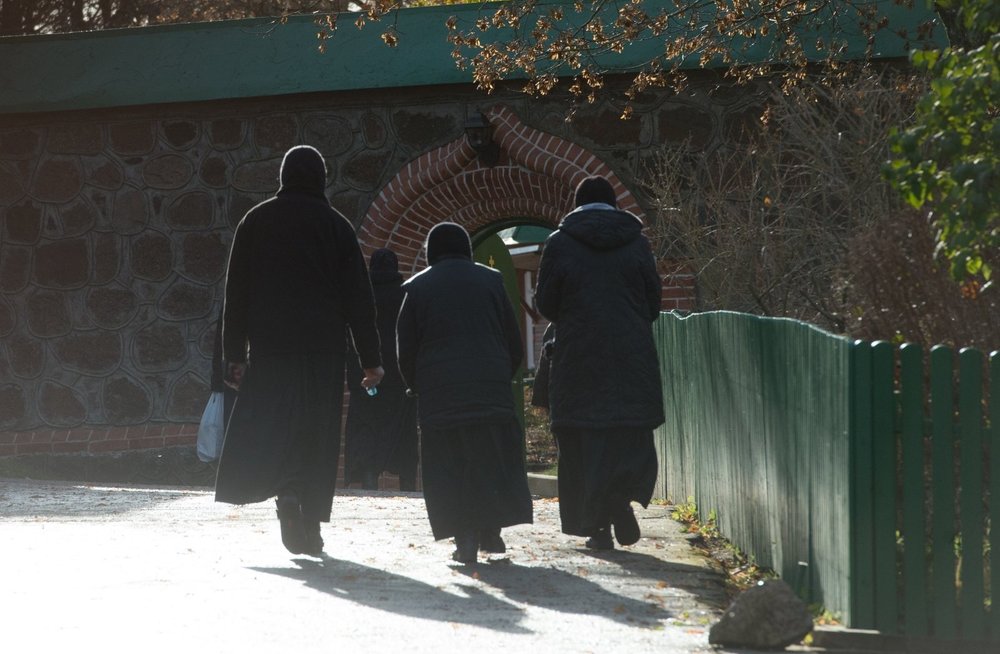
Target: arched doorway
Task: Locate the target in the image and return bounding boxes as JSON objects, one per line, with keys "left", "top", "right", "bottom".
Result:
{"left": 471, "top": 220, "right": 553, "bottom": 371}
{"left": 470, "top": 219, "right": 555, "bottom": 426}
{"left": 357, "top": 104, "right": 644, "bottom": 273}
{"left": 346, "top": 105, "right": 653, "bottom": 489}
{"left": 356, "top": 101, "right": 649, "bottom": 386}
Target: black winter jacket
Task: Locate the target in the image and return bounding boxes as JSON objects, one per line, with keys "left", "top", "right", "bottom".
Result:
{"left": 534, "top": 206, "right": 664, "bottom": 431}
{"left": 223, "top": 150, "right": 380, "bottom": 368}
{"left": 397, "top": 256, "right": 523, "bottom": 429}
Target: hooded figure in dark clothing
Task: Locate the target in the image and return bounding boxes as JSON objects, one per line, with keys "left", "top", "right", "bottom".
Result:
{"left": 534, "top": 175, "right": 663, "bottom": 550}
{"left": 344, "top": 248, "right": 419, "bottom": 491}
{"left": 396, "top": 222, "right": 533, "bottom": 563}
{"left": 215, "top": 145, "right": 384, "bottom": 556}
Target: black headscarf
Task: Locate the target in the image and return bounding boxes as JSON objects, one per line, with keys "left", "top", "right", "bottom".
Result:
{"left": 369, "top": 247, "right": 402, "bottom": 285}
{"left": 574, "top": 175, "right": 617, "bottom": 208}
{"left": 278, "top": 145, "right": 327, "bottom": 196}
{"left": 425, "top": 222, "right": 472, "bottom": 265}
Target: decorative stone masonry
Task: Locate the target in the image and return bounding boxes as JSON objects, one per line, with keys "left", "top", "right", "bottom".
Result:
{"left": 0, "top": 423, "right": 199, "bottom": 458}
{"left": 0, "top": 75, "right": 762, "bottom": 454}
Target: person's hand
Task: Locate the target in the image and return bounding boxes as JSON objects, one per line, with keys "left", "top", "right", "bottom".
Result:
{"left": 361, "top": 366, "right": 384, "bottom": 391}
{"left": 225, "top": 362, "right": 246, "bottom": 391}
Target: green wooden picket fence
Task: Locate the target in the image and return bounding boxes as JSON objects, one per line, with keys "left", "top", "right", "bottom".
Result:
{"left": 653, "top": 311, "right": 997, "bottom": 643}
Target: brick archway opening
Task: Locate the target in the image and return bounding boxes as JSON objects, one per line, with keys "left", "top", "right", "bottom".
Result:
{"left": 344, "top": 105, "right": 695, "bottom": 490}
{"left": 358, "top": 104, "right": 693, "bottom": 310}
{"left": 360, "top": 105, "right": 638, "bottom": 270}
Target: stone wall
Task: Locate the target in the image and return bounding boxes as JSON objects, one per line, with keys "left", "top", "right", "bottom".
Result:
{"left": 0, "top": 75, "right": 764, "bottom": 454}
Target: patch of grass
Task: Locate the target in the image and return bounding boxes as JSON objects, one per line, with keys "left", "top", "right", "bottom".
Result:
{"left": 810, "top": 605, "right": 843, "bottom": 626}
{"left": 670, "top": 496, "right": 778, "bottom": 599}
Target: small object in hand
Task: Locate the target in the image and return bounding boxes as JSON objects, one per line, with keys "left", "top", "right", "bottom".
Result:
{"left": 366, "top": 386, "right": 378, "bottom": 397}
{"left": 225, "top": 362, "right": 245, "bottom": 391}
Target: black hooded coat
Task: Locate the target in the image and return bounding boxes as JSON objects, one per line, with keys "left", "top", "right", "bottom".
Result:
{"left": 396, "top": 225, "right": 523, "bottom": 429}
{"left": 215, "top": 145, "right": 380, "bottom": 521}
{"left": 534, "top": 205, "right": 662, "bottom": 539}
{"left": 344, "top": 248, "right": 418, "bottom": 484}
{"left": 534, "top": 207, "right": 664, "bottom": 432}
{"left": 396, "top": 223, "right": 533, "bottom": 540}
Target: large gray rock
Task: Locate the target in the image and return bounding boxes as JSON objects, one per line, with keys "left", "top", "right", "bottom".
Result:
{"left": 709, "top": 579, "right": 813, "bottom": 650}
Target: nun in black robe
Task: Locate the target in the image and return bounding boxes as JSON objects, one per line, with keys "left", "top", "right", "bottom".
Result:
{"left": 534, "top": 175, "right": 663, "bottom": 550}
{"left": 344, "top": 248, "right": 419, "bottom": 491}
{"left": 215, "top": 145, "right": 383, "bottom": 556}
{"left": 396, "top": 222, "right": 533, "bottom": 563}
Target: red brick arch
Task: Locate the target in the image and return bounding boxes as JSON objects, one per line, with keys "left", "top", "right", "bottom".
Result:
{"left": 358, "top": 104, "right": 694, "bottom": 310}
{"left": 359, "top": 104, "right": 643, "bottom": 276}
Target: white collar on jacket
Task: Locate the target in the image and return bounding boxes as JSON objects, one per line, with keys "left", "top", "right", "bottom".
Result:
{"left": 569, "top": 202, "right": 617, "bottom": 213}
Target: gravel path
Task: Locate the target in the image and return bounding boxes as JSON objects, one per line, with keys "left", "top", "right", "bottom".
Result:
{"left": 1, "top": 478, "right": 736, "bottom": 653}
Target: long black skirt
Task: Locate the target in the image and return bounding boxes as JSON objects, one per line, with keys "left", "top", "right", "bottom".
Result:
{"left": 420, "top": 417, "right": 534, "bottom": 540}
{"left": 215, "top": 352, "right": 345, "bottom": 522}
{"left": 554, "top": 427, "right": 658, "bottom": 537}
{"left": 343, "top": 385, "right": 418, "bottom": 484}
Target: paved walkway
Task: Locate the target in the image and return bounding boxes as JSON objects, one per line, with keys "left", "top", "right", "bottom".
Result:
{"left": 1, "top": 478, "right": 749, "bottom": 653}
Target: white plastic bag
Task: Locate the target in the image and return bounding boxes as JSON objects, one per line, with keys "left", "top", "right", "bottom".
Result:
{"left": 196, "top": 391, "right": 225, "bottom": 462}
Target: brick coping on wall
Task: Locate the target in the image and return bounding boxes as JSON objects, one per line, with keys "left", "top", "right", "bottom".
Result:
{"left": 0, "top": 423, "right": 199, "bottom": 457}
{"left": 0, "top": 422, "right": 415, "bottom": 491}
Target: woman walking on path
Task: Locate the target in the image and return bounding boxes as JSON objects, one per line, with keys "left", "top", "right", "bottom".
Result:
{"left": 215, "top": 144, "right": 384, "bottom": 556}
{"left": 397, "top": 222, "right": 533, "bottom": 563}
{"left": 344, "top": 248, "right": 419, "bottom": 491}
{"left": 534, "top": 175, "right": 663, "bottom": 550}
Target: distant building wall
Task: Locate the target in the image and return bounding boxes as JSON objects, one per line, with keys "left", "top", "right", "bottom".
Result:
{"left": 0, "top": 74, "right": 766, "bottom": 454}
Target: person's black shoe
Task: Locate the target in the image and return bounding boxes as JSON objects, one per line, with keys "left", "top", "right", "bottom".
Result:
{"left": 611, "top": 503, "right": 640, "bottom": 546}
{"left": 303, "top": 520, "right": 324, "bottom": 556}
{"left": 275, "top": 492, "right": 307, "bottom": 555}
{"left": 585, "top": 528, "right": 614, "bottom": 550}
{"left": 452, "top": 531, "right": 479, "bottom": 563}
{"left": 478, "top": 528, "right": 506, "bottom": 554}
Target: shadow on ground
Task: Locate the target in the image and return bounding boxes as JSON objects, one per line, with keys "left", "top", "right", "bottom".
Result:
{"left": 582, "top": 548, "right": 731, "bottom": 610}
{"left": 251, "top": 556, "right": 532, "bottom": 634}
{"left": 456, "top": 559, "right": 671, "bottom": 628}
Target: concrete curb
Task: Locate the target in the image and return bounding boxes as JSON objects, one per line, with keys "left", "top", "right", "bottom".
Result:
{"left": 804, "top": 626, "right": 1000, "bottom": 653}
{"left": 526, "top": 472, "right": 557, "bottom": 498}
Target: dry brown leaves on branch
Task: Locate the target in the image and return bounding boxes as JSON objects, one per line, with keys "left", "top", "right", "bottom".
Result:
{"left": 442, "top": 0, "right": 907, "bottom": 112}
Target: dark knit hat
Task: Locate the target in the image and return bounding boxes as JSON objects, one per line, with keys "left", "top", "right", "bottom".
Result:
{"left": 425, "top": 222, "right": 472, "bottom": 265}
{"left": 574, "top": 175, "right": 617, "bottom": 208}
{"left": 369, "top": 247, "right": 399, "bottom": 274}
{"left": 369, "top": 247, "right": 402, "bottom": 284}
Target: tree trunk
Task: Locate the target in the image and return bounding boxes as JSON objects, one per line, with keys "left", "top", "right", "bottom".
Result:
{"left": 0, "top": 0, "right": 27, "bottom": 35}
{"left": 69, "top": 0, "right": 85, "bottom": 30}
{"left": 98, "top": 0, "right": 112, "bottom": 26}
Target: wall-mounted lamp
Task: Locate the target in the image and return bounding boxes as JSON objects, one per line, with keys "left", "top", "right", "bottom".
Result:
{"left": 464, "top": 112, "right": 500, "bottom": 167}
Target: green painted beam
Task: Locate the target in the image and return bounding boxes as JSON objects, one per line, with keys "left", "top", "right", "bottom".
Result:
{"left": 0, "top": 8, "right": 469, "bottom": 115}
{"left": 0, "top": 1, "right": 946, "bottom": 115}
